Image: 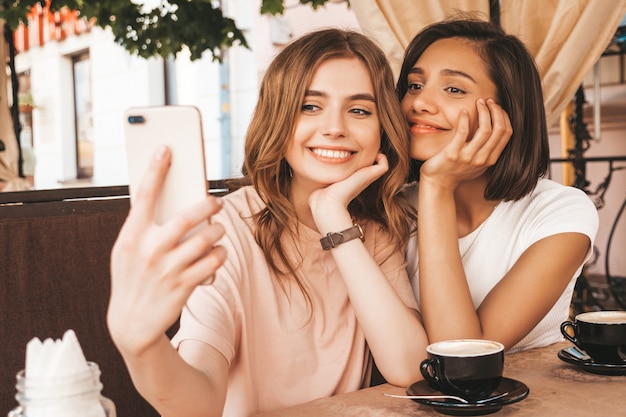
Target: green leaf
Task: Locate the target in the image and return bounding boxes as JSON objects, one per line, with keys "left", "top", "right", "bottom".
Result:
{"left": 1, "top": 0, "right": 336, "bottom": 61}
{"left": 260, "top": 0, "right": 285, "bottom": 15}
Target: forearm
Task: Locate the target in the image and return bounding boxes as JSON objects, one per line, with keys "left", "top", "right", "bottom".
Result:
{"left": 417, "top": 180, "right": 481, "bottom": 341}
{"left": 118, "top": 335, "right": 225, "bottom": 417}
{"left": 311, "top": 180, "right": 427, "bottom": 385}
{"left": 330, "top": 240, "right": 428, "bottom": 386}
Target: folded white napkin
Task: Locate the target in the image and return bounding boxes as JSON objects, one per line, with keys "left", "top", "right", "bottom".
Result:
{"left": 22, "top": 329, "right": 107, "bottom": 417}
{"left": 26, "top": 329, "right": 90, "bottom": 378}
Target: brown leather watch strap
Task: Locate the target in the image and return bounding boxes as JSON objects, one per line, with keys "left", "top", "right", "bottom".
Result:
{"left": 320, "top": 224, "right": 364, "bottom": 251}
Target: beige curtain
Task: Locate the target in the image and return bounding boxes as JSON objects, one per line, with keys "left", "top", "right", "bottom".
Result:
{"left": 352, "top": 0, "right": 626, "bottom": 128}
{"left": 0, "top": 20, "right": 31, "bottom": 192}
{"left": 351, "top": 0, "right": 491, "bottom": 78}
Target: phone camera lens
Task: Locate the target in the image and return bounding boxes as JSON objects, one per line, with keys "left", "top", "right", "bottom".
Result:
{"left": 128, "top": 115, "right": 145, "bottom": 124}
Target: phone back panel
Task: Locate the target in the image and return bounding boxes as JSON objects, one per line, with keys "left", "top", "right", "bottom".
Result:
{"left": 124, "top": 106, "right": 208, "bottom": 225}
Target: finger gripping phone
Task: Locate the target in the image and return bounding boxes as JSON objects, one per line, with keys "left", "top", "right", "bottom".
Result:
{"left": 124, "top": 105, "right": 209, "bottom": 227}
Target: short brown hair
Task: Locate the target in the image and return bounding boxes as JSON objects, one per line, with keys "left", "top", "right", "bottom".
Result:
{"left": 397, "top": 18, "right": 549, "bottom": 201}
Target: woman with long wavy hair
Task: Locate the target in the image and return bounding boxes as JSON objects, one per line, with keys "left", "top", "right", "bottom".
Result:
{"left": 107, "top": 28, "right": 428, "bottom": 417}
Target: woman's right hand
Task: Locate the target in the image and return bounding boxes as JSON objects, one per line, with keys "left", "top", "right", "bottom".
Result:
{"left": 419, "top": 98, "right": 512, "bottom": 190}
{"left": 107, "top": 145, "right": 226, "bottom": 356}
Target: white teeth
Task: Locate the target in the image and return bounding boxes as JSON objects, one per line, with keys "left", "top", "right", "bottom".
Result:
{"left": 312, "top": 148, "right": 351, "bottom": 159}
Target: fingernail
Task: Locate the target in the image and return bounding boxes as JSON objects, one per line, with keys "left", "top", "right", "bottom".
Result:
{"left": 155, "top": 145, "right": 167, "bottom": 161}
{"left": 478, "top": 98, "right": 486, "bottom": 105}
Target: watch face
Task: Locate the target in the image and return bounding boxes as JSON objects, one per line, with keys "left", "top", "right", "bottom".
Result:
{"left": 354, "top": 223, "right": 364, "bottom": 241}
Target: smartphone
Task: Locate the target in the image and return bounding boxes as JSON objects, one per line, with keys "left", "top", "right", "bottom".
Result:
{"left": 124, "top": 105, "right": 209, "bottom": 233}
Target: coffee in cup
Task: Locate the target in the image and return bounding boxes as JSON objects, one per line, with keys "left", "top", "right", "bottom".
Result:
{"left": 560, "top": 310, "right": 626, "bottom": 364}
{"left": 420, "top": 339, "right": 504, "bottom": 402}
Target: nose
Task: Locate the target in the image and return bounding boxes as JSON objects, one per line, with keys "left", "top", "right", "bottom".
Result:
{"left": 321, "top": 108, "right": 347, "bottom": 138}
{"left": 405, "top": 89, "right": 438, "bottom": 115}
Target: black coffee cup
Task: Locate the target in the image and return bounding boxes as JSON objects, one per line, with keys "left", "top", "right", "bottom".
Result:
{"left": 419, "top": 339, "right": 504, "bottom": 402}
{"left": 561, "top": 311, "right": 626, "bottom": 364}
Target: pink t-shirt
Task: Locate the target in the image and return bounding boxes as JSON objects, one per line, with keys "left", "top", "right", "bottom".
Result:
{"left": 171, "top": 186, "right": 417, "bottom": 417}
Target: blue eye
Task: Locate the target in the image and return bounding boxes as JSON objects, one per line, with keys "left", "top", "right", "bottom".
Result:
{"left": 301, "top": 104, "right": 319, "bottom": 112}
{"left": 350, "top": 108, "right": 371, "bottom": 116}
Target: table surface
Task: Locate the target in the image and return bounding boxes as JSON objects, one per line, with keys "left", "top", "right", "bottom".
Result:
{"left": 254, "top": 341, "right": 626, "bottom": 416}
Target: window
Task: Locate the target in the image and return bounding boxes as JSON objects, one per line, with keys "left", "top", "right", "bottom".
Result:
{"left": 72, "top": 52, "right": 93, "bottom": 179}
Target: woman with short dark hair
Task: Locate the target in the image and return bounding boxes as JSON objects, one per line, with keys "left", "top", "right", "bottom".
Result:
{"left": 400, "top": 17, "right": 599, "bottom": 352}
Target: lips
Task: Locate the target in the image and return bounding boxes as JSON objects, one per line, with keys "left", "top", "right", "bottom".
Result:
{"left": 408, "top": 119, "right": 448, "bottom": 135}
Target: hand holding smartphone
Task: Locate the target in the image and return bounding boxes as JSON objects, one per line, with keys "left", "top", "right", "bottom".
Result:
{"left": 124, "top": 105, "right": 210, "bottom": 237}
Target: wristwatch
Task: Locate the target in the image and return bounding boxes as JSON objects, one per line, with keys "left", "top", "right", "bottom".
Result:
{"left": 320, "top": 224, "right": 364, "bottom": 251}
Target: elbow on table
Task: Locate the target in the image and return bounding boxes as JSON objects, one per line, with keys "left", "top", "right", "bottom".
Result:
{"left": 380, "top": 367, "right": 424, "bottom": 388}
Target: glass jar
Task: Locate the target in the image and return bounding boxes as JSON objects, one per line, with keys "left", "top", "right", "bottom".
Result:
{"left": 7, "top": 362, "right": 116, "bottom": 417}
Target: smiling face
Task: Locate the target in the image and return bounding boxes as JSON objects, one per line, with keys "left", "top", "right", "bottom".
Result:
{"left": 401, "top": 37, "right": 497, "bottom": 161}
{"left": 285, "top": 57, "right": 381, "bottom": 193}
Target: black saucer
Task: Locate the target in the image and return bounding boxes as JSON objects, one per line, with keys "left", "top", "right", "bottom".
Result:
{"left": 406, "top": 377, "right": 529, "bottom": 416}
{"left": 558, "top": 346, "right": 626, "bottom": 376}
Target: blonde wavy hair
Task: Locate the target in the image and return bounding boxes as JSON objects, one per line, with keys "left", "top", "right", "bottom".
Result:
{"left": 238, "top": 28, "right": 415, "bottom": 302}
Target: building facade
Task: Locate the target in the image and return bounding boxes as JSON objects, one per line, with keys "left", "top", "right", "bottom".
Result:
{"left": 13, "top": 0, "right": 359, "bottom": 190}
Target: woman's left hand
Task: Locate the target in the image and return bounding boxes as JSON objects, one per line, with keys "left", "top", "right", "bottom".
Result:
{"left": 309, "top": 152, "right": 388, "bottom": 226}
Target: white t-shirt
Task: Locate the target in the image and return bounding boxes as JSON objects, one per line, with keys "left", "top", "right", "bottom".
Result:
{"left": 405, "top": 178, "right": 599, "bottom": 352}
{"left": 171, "top": 186, "right": 418, "bottom": 417}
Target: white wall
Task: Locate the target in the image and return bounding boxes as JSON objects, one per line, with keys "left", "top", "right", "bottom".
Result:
{"left": 16, "top": 27, "right": 168, "bottom": 189}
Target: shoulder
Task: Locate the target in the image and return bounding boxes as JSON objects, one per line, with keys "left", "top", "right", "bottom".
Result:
{"left": 533, "top": 178, "right": 588, "bottom": 197}
{"left": 528, "top": 179, "right": 597, "bottom": 214}
{"left": 500, "top": 178, "right": 599, "bottom": 240}
{"left": 218, "top": 186, "right": 265, "bottom": 217}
